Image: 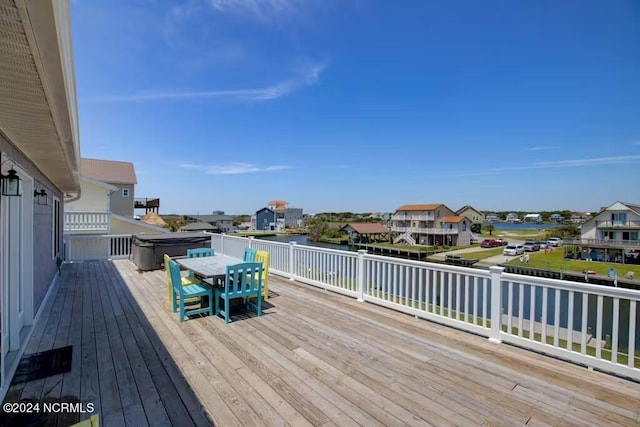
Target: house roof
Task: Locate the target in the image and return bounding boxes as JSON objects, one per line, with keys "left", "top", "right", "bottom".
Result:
{"left": 186, "top": 214, "right": 234, "bottom": 222}
{"left": 440, "top": 216, "right": 465, "bottom": 223}
{"left": 524, "top": 213, "right": 541, "bottom": 218}
{"left": 455, "top": 205, "right": 481, "bottom": 215}
{"left": 396, "top": 204, "right": 443, "bottom": 212}
{"left": 179, "top": 222, "right": 218, "bottom": 231}
{"left": 80, "top": 158, "right": 137, "bottom": 185}
{"left": 340, "top": 223, "right": 389, "bottom": 234}
{"left": 256, "top": 207, "right": 275, "bottom": 215}
{"left": 80, "top": 176, "right": 118, "bottom": 192}
{"left": 584, "top": 201, "right": 640, "bottom": 225}
{"left": 111, "top": 213, "right": 170, "bottom": 233}
{"left": 624, "top": 202, "right": 640, "bottom": 215}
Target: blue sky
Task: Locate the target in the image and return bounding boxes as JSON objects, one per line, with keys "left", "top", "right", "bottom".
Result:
{"left": 71, "top": 0, "right": 640, "bottom": 215}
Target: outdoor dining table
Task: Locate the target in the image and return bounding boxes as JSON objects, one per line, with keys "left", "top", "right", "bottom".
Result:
{"left": 176, "top": 253, "right": 243, "bottom": 287}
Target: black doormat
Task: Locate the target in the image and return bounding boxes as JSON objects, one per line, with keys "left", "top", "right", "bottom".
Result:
{"left": 11, "top": 346, "right": 73, "bottom": 385}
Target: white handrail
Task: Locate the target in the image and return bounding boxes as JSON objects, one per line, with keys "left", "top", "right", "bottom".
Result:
{"left": 211, "top": 232, "right": 640, "bottom": 381}
{"left": 68, "top": 231, "right": 640, "bottom": 381}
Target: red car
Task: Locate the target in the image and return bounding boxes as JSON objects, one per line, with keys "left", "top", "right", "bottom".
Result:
{"left": 480, "top": 239, "right": 501, "bottom": 248}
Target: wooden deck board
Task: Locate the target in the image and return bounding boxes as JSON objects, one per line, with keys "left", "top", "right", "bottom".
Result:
{"left": 4, "top": 260, "right": 640, "bottom": 426}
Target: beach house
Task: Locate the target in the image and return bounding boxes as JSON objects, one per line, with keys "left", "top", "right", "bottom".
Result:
{"left": 390, "top": 204, "right": 473, "bottom": 246}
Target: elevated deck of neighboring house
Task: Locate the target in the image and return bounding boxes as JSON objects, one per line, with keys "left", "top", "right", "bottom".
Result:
{"left": 134, "top": 197, "right": 160, "bottom": 214}
{"left": 4, "top": 259, "right": 640, "bottom": 426}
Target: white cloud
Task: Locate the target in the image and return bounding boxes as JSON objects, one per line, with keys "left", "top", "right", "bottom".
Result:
{"left": 207, "top": 162, "right": 292, "bottom": 174}
{"left": 207, "top": 0, "right": 303, "bottom": 22}
{"left": 526, "top": 146, "right": 555, "bottom": 151}
{"left": 81, "top": 62, "right": 326, "bottom": 103}
{"left": 633, "top": 141, "right": 640, "bottom": 146}
{"left": 528, "top": 155, "right": 640, "bottom": 169}
{"left": 423, "top": 155, "right": 640, "bottom": 179}
{"left": 178, "top": 162, "right": 202, "bottom": 169}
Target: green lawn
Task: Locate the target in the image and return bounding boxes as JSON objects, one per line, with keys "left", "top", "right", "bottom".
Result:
{"left": 458, "top": 247, "right": 505, "bottom": 260}
{"left": 507, "top": 248, "right": 640, "bottom": 276}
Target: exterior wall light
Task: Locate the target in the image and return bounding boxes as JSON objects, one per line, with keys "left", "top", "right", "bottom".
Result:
{"left": 34, "top": 189, "right": 48, "bottom": 205}
{"left": 1, "top": 168, "right": 22, "bottom": 197}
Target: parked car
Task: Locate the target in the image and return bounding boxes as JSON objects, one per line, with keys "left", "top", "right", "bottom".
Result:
{"left": 523, "top": 240, "right": 540, "bottom": 252}
{"left": 480, "top": 239, "right": 501, "bottom": 248}
{"left": 547, "top": 237, "right": 563, "bottom": 246}
{"left": 538, "top": 241, "right": 549, "bottom": 249}
{"left": 503, "top": 245, "right": 525, "bottom": 256}
{"left": 494, "top": 239, "right": 509, "bottom": 246}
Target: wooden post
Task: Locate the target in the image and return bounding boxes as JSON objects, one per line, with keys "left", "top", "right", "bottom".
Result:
{"left": 248, "top": 235, "right": 254, "bottom": 248}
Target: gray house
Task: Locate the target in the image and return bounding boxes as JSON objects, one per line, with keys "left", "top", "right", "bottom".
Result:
{"left": 80, "top": 158, "right": 137, "bottom": 218}
{"left": 255, "top": 207, "right": 276, "bottom": 231}
{"left": 185, "top": 211, "right": 234, "bottom": 232}
{"left": 284, "top": 207, "right": 304, "bottom": 227}
{"left": 0, "top": 0, "right": 80, "bottom": 398}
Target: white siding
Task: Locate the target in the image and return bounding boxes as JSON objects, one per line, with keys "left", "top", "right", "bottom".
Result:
{"left": 65, "top": 180, "right": 110, "bottom": 212}
{"left": 581, "top": 221, "right": 597, "bottom": 239}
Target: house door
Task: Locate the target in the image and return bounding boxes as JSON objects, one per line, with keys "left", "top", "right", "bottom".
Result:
{"left": 1, "top": 160, "right": 33, "bottom": 354}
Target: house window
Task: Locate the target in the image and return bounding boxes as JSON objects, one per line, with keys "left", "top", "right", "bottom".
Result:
{"left": 462, "top": 222, "right": 467, "bottom": 231}
{"left": 122, "top": 188, "right": 129, "bottom": 197}
{"left": 52, "top": 197, "right": 60, "bottom": 258}
{"left": 611, "top": 212, "right": 626, "bottom": 224}
{"left": 600, "top": 231, "right": 615, "bottom": 240}
{"left": 630, "top": 232, "right": 639, "bottom": 241}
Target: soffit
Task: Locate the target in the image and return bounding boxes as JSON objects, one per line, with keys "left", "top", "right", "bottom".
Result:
{"left": 0, "top": 0, "right": 79, "bottom": 193}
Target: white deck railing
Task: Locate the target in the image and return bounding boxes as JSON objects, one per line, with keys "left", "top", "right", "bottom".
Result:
{"left": 61, "top": 232, "right": 640, "bottom": 381}
{"left": 64, "top": 234, "right": 132, "bottom": 261}
{"left": 64, "top": 211, "right": 111, "bottom": 233}
{"left": 210, "top": 233, "right": 640, "bottom": 381}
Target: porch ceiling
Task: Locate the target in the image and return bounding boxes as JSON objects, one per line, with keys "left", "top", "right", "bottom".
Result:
{"left": 0, "top": 0, "right": 79, "bottom": 194}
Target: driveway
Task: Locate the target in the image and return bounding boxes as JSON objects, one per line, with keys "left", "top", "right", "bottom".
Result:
{"left": 428, "top": 238, "right": 526, "bottom": 262}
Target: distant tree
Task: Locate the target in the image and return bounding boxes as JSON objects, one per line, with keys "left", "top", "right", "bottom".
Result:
{"left": 486, "top": 224, "right": 495, "bottom": 236}
{"left": 233, "top": 214, "right": 251, "bottom": 226}
{"left": 548, "top": 225, "right": 580, "bottom": 238}
{"left": 306, "top": 217, "right": 329, "bottom": 241}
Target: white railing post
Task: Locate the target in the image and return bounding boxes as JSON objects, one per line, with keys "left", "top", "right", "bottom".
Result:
{"left": 248, "top": 236, "right": 254, "bottom": 249}
{"left": 64, "top": 235, "right": 70, "bottom": 261}
{"left": 220, "top": 233, "right": 225, "bottom": 255}
{"left": 357, "top": 250, "right": 367, "bottom": 302}
{"left": 489, "top": 266, "right": 504, "bottom": 343}
{"left": 289, "top": 241, "right": 297, "bottom": 280}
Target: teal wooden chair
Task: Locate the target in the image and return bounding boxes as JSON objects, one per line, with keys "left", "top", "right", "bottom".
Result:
{"left": 169, "top": 259, "right": 213, "bottom": 322}
{"left": 214, "top": 262, "right": 263, "bottom": 324}
{"left": 187, "top": 247, "right": 214, "bottom": 258}
{"left": 243, "top": 247, "right": 257, "bottom": 262}
{"left": 185, "top": 247, "right": 214, "bottom": 278}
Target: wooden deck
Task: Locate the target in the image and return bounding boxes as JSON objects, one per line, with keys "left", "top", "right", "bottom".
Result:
{"left": 4, "top": 260, "right": 640, "bottom": 426}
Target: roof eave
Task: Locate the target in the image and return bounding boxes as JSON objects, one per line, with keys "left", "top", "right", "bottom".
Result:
{"left": 15, "top": 0, "right": 80, "bottom": 194}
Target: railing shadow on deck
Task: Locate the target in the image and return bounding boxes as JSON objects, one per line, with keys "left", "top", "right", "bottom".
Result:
{"left": 100, "top": 261, "right": 215, "bottom": 426}
{"left": 2, "top": 261, "right": 214, "bottom": 426}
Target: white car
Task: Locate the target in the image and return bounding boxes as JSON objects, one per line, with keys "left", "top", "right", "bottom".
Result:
{"left": 547, "top": 237, "right": 563, "bottom": 246}
{"left": 503, "top": 245, "right": 525, "bottom": 256}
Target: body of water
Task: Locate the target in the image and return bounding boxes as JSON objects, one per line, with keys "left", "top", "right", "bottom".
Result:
{"left": 482, "top": 222, "right": 567, "bottom": 230}
{"left": 257, "top": 233, "right": 638, "bottom": 350}
{"left": 258, "top": 234, "right": 349, "bottom": 251}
